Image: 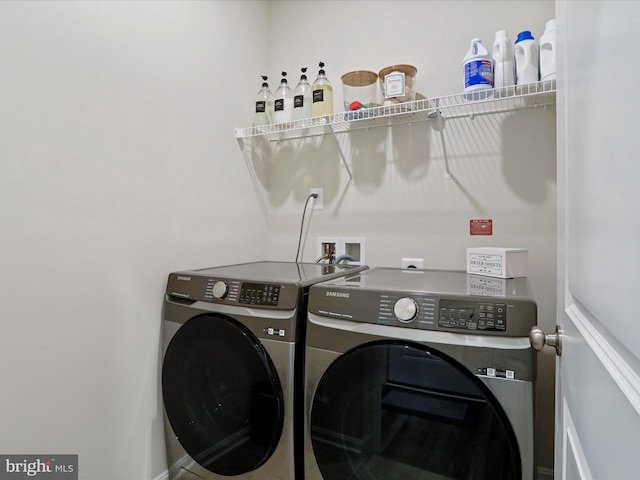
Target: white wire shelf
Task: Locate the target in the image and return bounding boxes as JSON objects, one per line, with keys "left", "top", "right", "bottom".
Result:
{"left": 234, "top": 80, "right": 556, "bottom": 142}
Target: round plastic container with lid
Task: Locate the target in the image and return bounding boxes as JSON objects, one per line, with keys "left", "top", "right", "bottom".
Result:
{"left": 378, "top": 64, "right": 417, "bottom": 103}
{"left": 341, "top": 70, "right": 379, "bottom": 111}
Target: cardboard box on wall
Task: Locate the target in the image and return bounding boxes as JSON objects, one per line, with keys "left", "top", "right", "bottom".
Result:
{"left": 467, "top": 247, "right": 528, "bottom": 278}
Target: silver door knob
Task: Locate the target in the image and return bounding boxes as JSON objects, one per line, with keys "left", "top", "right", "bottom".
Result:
{"left": 529, "top": 325, "right": 562, "bottom": 356}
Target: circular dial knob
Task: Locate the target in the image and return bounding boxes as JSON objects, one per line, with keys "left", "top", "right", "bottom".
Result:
{"left": 212, "top": 281, "right": 229, "bottom": 299}
{"left": 394, "top": 297, "right": 418, "bottom": 323}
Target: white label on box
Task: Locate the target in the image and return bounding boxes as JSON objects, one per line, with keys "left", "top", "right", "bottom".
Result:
{"left": 467, "top": 275, "right": 506, "bottom": 297}
{"left": 384, "top": 72, "right": 406, "bottom": 98}
{"left": 468, "top": 253, "right": 504, "bottom": 276}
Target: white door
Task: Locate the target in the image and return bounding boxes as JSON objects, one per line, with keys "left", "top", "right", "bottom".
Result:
{"left": 555, "top": 1, "right": 640, "bottom": 478}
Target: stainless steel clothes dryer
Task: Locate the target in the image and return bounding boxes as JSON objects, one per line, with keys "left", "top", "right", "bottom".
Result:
{"left": 162, "top": 261, "right": 367, "bottom": 480}
{"left": 305, "top": 267, "right": 537, "bottom": 480}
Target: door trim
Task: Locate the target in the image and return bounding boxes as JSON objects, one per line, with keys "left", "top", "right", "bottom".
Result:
{"left": 562, "top": 397, "right": 593, "bottom": 480}
{"left": 566, "top": 302, "right": 640, "bottom": 415}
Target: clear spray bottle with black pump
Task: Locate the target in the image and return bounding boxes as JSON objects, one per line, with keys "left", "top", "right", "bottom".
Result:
{"left": 273, "top": 71, "right": 293, "bottom": 124}
{"left": 254, "top": 75, "right": 273, "bottom": 129}
{"left": 311, "top": 61, "right": 334, "bottom": 121}
{"left": 293, "top": 67, "right": 312, "bottom": 123}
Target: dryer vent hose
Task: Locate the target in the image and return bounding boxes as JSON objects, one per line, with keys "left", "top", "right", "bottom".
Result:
{"left": 334, "top": 254, "right": 356, "bottom": 264}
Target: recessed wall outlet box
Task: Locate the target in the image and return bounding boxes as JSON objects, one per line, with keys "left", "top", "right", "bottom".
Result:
{"left": 310, "top": 188, "right": 323, "bottom": 210}
{"left": 402, "top": 258, "right": 425, "bottom": 269}
{"left": 318, "top": 237, "right": 339, "bottom": 261}
{"left": 342, "top": 237, "right": 365, "bottom": 266}
{"left": 317, "top": 236, "right": 365, "bottom": 266}
{"left": 467, "top": 247, "right": 528, "bottom": 279}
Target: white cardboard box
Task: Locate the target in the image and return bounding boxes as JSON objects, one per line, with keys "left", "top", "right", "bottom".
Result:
{"left": 467, "top": 247, "right": 528, "bottom": 278}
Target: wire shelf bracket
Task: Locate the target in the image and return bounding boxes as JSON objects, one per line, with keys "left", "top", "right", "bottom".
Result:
{"left": 234, "top": 80, "right": 556, "bottom": 182}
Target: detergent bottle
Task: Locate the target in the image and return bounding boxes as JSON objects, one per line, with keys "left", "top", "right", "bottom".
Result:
{"left": 463, "top": 38, "right": 494, "bottom": 100}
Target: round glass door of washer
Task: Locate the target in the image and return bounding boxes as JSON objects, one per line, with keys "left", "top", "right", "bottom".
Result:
{"left": 162, "top": 314, "right": 284, "bottom": 476}
{"left": 309, "top": 341, "right": 520, "bottom": 480}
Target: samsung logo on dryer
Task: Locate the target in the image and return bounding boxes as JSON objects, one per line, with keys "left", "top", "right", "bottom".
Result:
{"left": 326, "top": 291, "right": 350, "bottom": 298}
{"left": 176, "top": 276, "right": 192, "bottom": 281}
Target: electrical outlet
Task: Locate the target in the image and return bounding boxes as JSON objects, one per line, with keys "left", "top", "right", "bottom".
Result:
{"left": 402, "top": 258, "right": 425, "bottom": 269}
{"left": 310, "top": 188, "right": 323, "bottom": 210}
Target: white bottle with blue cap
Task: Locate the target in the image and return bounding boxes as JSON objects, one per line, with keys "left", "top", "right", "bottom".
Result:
{"left": 515, "top": 30, "right": 539, "bottom": 85}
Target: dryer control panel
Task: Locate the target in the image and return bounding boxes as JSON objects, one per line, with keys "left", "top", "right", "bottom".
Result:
{"left": 166, "top": 273, "right": 299, "bottom": 310}
{"left": 238, "top": 282, "right": 281, "bottom": 306}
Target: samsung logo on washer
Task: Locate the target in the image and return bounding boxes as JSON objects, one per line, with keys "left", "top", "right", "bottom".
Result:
{"left": 326, "top": 291, "right": 350, "bottom": 298}
{"left": 176, "top": 276, "right": 191, "bottom": 281}
{"left": 0, "top": 455, "right": 77, "bottom": 479}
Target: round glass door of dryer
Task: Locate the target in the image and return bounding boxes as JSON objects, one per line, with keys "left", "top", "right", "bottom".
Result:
{"left": 309, "top": 341, "right": 520, "bottom": 480}
{"left": 162, "top": 314, "right": 284, "bottom": 476}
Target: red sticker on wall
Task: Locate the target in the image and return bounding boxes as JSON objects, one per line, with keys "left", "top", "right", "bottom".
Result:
{"left": 470, "top": 219, "right": 493, "bottom": 235}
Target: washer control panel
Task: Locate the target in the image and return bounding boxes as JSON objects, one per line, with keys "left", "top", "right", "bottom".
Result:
{"left": 310, "top": 289, "right": 536, "bottom": 337}
{"left": 380, "top": 295, "right": 508, "bottom": 331}
{"left": 307, "top": 269, "right": 537, "bottom": 337}
{"left": 438, "top": 299, "right": 506, "bottom": 332}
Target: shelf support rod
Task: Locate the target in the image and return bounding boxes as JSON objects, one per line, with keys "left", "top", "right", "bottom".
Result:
{"left": 430, "top": 101, "right": 452, "bottom": 180}
{"left": 439, "top": 127, "right": 452, "bottom": 180}
{"left": 327, "top": 118, "right": 354, "bottom": 185}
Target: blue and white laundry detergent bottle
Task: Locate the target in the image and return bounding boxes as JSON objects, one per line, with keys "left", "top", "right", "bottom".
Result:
{"left": 463, "top": 37, "right": 494, "bottom": 100}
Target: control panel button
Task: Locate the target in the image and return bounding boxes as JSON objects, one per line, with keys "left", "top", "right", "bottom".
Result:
{"left": 394, "top": 298, "right": 418, "bottom": 323}
{"left": 212, "top": 281, "right": 229, "bottom": 299}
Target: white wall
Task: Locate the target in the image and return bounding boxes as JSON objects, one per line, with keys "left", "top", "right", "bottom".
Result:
{"left": 0, "top": 1, "right": 557, "bottom": 478}
{"left": 255, "top": 1, "right": 557, "bottom": 476}
{"left": 0, "top": 2, "right": 267, "bottom": 479}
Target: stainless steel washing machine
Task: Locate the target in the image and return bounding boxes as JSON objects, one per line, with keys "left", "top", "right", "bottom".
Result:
{"left": 304, "top": 267, "right": 537, "bottom": 480}
{"left": 162, "top": 261, "right": 367, "bottom": 480}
